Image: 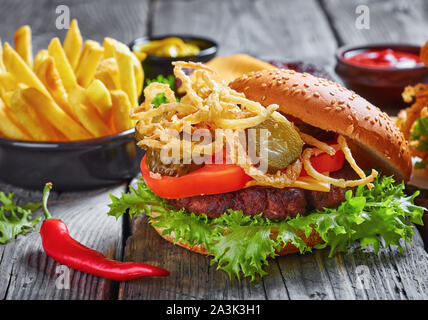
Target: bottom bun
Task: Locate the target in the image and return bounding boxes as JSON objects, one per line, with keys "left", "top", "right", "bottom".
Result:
{"left": 150, "top": 212, "right": 324, "bottom": 256}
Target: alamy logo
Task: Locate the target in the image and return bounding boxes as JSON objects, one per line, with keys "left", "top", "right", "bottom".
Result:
{"left": 355, "top": 5, "right": 370, "bottom": 30}
{"left": 55, "top": 265, "right": 71, "bottom": 290}
{"left": 55, "top": 5, "right": 70, "bottom": 30}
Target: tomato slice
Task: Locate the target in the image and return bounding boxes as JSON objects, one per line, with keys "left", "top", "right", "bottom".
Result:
{"left": 140, "top": 155, "right": 253, "bottom": 199}
{"left": 299, "top": 149, "right": 345, "bottom": 177}
{"left": 141, "top": 148, "right": 345, "bottom": 199}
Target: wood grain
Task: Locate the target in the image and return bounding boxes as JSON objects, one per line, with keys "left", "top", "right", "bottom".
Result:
{"left": 0, "top": 0, "right": 150, "bottom": 53}
{"left": 119, "top": 177, "right": 428, "bottom": 300}
{"left": 151, "top": 0, "right": 337, "bottom": 66}
{"left": 0, "top": 184, "right": 126, "bottom": 300}
{"left": 321, "top": 0, "right": 428, "bottom": 46}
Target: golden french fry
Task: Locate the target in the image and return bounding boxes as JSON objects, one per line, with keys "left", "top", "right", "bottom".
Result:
{"left": 14, "top": 25, "right": 33, "bottom": 67}
{"left": 0, "top": 97, "right": 32, "bottom": 140}
{"left": 20, "top": 87, "right": 92, "bottom": 140}
{"left": 95, "top": 58, "right": 120, "bottom": 90}
{"left": 75, "top": 40, "right": 104, "bottom": 88}
{"left": 34, "top": 56, "right": 76, "bottom": 118}
{"left": 104, "top": 37, "right": 143, "bottom": 98}
{"left": 48, "top": 37, "right": 78, "bottom": 91}
{"left": 63, "top": 19, "right": 83, "bottom": 70}
{"left": 110, "top": 42, "right": 138, "bottom": 107}
{"left": 10, "top": 88, "right": 59, "bottom": 141}
{"left": 68, "top": 86, "right": 112, "bottom": 137}
{"left": 0, "top": 40, "right": 5, "bottom": 71}
{"left": 0, "top": 72, "right": 18, "bottom": 93}
{"left": 110, "top": 90, "right": 133, "bottom": 132}
{"left": 86, "top": 79, "right": 112, "bottom": 119}
{"left": 3, "top": 42, "right": 50, "bottom": 97}
{"left": 33, "top": 49, "right": 49, "bottom": 72}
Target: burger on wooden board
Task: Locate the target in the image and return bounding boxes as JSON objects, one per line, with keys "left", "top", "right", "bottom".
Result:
{"left": 108, "top": 61, "right": 424, "bottom": 280}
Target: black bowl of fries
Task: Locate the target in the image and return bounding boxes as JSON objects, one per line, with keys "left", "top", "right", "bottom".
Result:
{"left": 0, "top": 21, "right": 145, "bottom": 190}
{"left": 130, "top": 34, "right": 218, "bottom": 81}
{"left": 0, "top": 129, "right": 144, "bottom": 191}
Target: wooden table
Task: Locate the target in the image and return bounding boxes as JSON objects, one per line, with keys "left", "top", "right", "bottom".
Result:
{"left": 1, "top": 0, "right": 428, "bottom": 300}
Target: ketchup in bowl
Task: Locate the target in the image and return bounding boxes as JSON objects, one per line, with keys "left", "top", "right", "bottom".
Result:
{"left": 345, "top": 48, "right": 422, "bottom": 69}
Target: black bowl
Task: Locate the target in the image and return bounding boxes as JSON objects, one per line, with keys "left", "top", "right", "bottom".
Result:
{"left": 129, "top": 34, "right": 218, "bottom": 81}
{"left": 0, "top": 129, "right": 145, "bottom": 191}
{"left": 335, "top": 43, "right": 428, "bottom": 111}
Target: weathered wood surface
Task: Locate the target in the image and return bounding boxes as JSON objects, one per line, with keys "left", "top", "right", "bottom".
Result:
{"left": 119, "top": 177, "right": 428, "bottom": 300}
{"left": 0, "top": 0, "right": 427, "bottom": 300}
{"left": 0, "top": 182, "right": 125, "bottom": 300}
{"left": 321, "top": 0, "right": 428, "bottom": 46}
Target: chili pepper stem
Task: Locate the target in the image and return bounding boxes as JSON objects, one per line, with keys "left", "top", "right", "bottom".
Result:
{"left": 42, "top": 182, "right": 53, "bottom": 220}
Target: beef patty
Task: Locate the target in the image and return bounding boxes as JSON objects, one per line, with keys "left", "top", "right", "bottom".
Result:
{"left": 168, "top": 166, "right": 358, "bottom": 220}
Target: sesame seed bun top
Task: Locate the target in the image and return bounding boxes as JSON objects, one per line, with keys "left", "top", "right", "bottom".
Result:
{"left": 229, "top": 69, "right": 412, "bottom": 182}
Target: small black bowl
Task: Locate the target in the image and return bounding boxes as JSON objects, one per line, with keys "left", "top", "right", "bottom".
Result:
{"left": 335, "top": 43, "right": 428, "bottom": 111}
{"left": 129, "top": 34, "right": 218, "bottom": 81}
{"left": 0, "top": 129, "right": 145, "bottom": 191}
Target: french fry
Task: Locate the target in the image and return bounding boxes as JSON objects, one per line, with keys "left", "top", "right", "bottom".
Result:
{"left": 0, "top": 73, "right": 18, "bottom": 96}
{"left": 86, "top": 79, "right": 112, "bottom": 119}
{"left": 110, "top": 90, "right": 133, "bottom": 132}
{"left": 20, "top": 87, "right": 92, "bottom": 140}
{"left": 34, "top": 56, "right": 76, "bottom": 118}
{"left": 2, "top": 42, "right": 50, "bottom": 97}
{"left": 0, "top": 97, "right": 32, "bottom": 140}
{"left": 68, "top": 86, "right": 112, "bottom": 137}
{"left": 109, "top": 41, "right": 138, "bottom": 107}
{"left": 33, "top": 49, "right": 49, "bottom": 72}
{"left": 63, "top": 19, "right": 83, "bottom": 70}
{"left": 10, "top": 88, "right": 60, "bottom": 141}
{"left": 95, "top": 58, "right": 120, "bottom": 90}
{"left": 48, "top": 37, "right": 78, "bottom": 91}
{"left": 14, "top": 25, "right": 33, "bottom": 67}
{"left": 104, "top": 37, "right": 143, "bottom": 97}
{"left": 75, "top": 40, "right": 104, "bottom": 88}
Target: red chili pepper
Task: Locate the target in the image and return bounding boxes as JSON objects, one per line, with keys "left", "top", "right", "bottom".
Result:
{"left": 40, "top": 183, "right": 169, "bottom": 281}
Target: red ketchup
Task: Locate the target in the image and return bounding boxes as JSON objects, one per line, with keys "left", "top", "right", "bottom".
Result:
{"left": 345, "top": 49, "right": 422, "bottom": 69}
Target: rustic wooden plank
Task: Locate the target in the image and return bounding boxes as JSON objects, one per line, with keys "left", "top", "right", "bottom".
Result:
{"left": 152, "top": 0, "right": 337, "bottom": 66}
{"left": 0, "top": 0, "right": 150, "bottom": 53}
{"left": 0, "top": 184, "right": 126, "bottom": 300}
{"left": 119, "top": 176, "right": 428, "bottom": 300}
{"left": 320, "top": 0, "right": 428, "bottom": 46}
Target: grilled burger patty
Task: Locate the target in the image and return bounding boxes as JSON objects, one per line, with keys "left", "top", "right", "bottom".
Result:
{"left": 168, "top": 166, "right": 357, "bottom": 220}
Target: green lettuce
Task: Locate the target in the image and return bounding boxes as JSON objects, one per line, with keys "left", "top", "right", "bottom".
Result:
{"left": 0, "top": 191, "right": 41, "bottom": 244}
{"left": 145, "top": 74, "right": 177, "bottom": 108}
{"left": 410, "top": 116, "right": 428, "bottom": 168}
{"left": 107, "top": 176, "right": 425, "bottom": 281}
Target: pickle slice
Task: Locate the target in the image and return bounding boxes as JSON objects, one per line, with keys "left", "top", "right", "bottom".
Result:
{"left": 248, "top": 117, "right": 303, "bottom": 174}
{"left": 145, "top": 148, "right": 203, "bottom": 177}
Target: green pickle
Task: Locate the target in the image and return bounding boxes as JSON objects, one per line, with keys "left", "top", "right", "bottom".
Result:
{"left": 249, "top": 117, "right": 303, "bottom": 174}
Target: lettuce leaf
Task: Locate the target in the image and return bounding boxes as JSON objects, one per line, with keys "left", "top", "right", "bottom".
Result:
{"left": 410, "top": 116, "right": 428, "bottom": 168}
{"left": 107, "top": 176, "right": 425, "bottom": 281}
{"left": 145, "top": 74, "right": 177, "bottom": 108}
{"left": 0, "top": 191, "right": 41, "bottom": 244}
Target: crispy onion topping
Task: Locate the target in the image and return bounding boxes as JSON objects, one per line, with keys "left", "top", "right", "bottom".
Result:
{"left": 132, "top": 61, "right": 377, "bottom": 190}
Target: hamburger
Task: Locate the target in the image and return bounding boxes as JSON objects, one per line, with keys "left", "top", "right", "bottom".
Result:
{"left": 108, "top": 62, "right": 424, "bottom": 280}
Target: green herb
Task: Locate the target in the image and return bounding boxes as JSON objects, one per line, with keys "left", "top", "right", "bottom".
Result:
{"left": 107, "top": 176, "right": 424, "bottom": 281}
{"left": 410, "top": 116, "right": 428, "bottom": 168}
{"left": 0, "top": 191, "right": 41, "bottom": 244}
{"left": 145, "top": 74, "right": 178, "bottom": 108}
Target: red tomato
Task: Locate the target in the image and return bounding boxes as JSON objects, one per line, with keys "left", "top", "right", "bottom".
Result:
{"left": 141, "top": 149, "right": 345, "bottom": 199}
{"left": 140, "top": 155, "right": 253, "bottom": 199}
{"left": 300, "top": 150, "right": 345, "bottom": 176}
